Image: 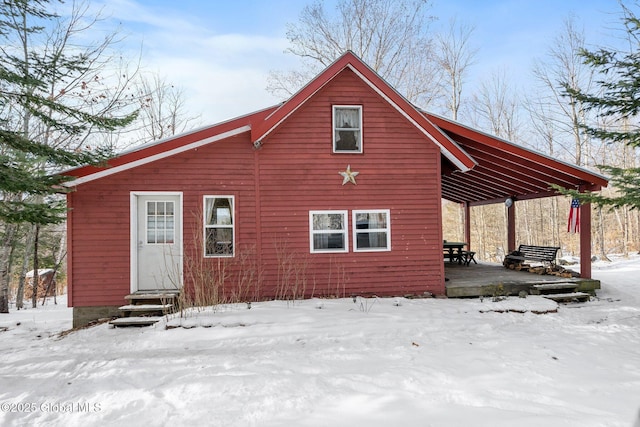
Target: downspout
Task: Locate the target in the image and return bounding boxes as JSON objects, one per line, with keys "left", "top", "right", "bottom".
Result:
{"left": 253, "top": 141, "right": 263, "bottom": 297}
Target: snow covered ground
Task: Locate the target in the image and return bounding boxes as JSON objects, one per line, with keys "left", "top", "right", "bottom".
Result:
{"left": 1, "top": 256, "right": 639, "bottom": 427}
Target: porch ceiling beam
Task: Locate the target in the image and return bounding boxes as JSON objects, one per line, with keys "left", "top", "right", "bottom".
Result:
{"left": 468, "top": 168, "right": 553, "bottom": 195}
{"left": 441, "top": 190, "right": 465, "bottom": 204}
{"left": 441, "top": 167, "right": 543, "bottom": 204}
{"left": 460, "top": 140, "right": 583, "bottom": 189}
{"left": 462, "top": 144, "right": 577, "bottom": 189}
{"left": 443, "top": 172, "right": 514, "bottom": 199}
{"left": 467, "top": 189, "right": 564, "bottom": 206}
{"left": 463, "top": 166, "right": 542, "bottom": 194}
{"left": 441, "top": 180, "right": 493, "bottom": 201}
{"left": 427, "top": 112, "right": 608, "bottom": 188}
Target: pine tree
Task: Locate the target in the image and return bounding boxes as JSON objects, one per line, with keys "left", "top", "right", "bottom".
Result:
{"left": 0, "top": 0, "right": 136, "bottom": 313}
{"left": 560, "top": 3, "right": 640, "bottom": 209}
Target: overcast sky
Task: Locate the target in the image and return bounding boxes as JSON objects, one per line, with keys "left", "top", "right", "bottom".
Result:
{"left": 84, "top": 0, "right": 623, "bottom": 124}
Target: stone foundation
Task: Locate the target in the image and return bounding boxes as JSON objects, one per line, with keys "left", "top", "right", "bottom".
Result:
{"left": 73, "top": 306, "right": 121, "bottom": 328}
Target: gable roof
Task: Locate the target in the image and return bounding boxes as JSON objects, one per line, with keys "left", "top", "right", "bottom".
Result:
{"left": 62, "top": 51, "right": 478, "bottom": 187}
{"left": 251, "top": 51, "right": 477, "bottom": 172}
{"left": 62, "top": 51, "right": 608, "bottom": 203}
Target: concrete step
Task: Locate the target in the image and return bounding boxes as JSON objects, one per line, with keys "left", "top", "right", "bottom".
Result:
{"left": 542, "top": 292, "right": 591, "bottom": 303}
{"left": 110, "top": 316, "right": 162, "bottom": 327}
{"left": 124, "top": 293, "right": 179, "bottom": 305}
{"left": 119, "top": 303, "right": 174, "bottom": 312}
{"left": 530, "top": 283, "right": 578, "bottom": 295}
{"left": 125, "top": 292, "right": 179, "bottom": 300}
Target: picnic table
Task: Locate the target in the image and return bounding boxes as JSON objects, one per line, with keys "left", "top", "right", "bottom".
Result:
{"left": 444, "top": 242, "right": 465, "bottom": 264}
{"left": 444, "top": 241, "right": 476, "bottom": 266}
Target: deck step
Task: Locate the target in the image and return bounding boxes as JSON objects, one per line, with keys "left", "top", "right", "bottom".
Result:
{"left": 113, "top": 292, "right": 180, "bottom": 327}
{"left": 119, "top": 304, "right": 174, "bottom": 312}
{"left": 542, "top": 292, "right": 591, "bottom": 303}
{"left": 530, "top": 283, "right": 578, "bottom": 295}
{"left": 124, "top": 292, "right": 179, "bottom": 301}
{"left": 110, "top": 316, "right": 162, "bottom": 327}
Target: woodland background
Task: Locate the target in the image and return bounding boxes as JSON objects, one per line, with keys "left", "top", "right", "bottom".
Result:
{"left": 3, "top": 0, "right": 639, "bottom": 304}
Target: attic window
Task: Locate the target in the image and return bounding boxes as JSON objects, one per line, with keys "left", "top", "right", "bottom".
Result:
{"left": 333, "top": 106, "right": 362, "bottom": 153}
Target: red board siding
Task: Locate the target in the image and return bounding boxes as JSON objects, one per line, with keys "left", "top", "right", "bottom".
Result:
{"left": 255, "top": 69, "right": 444, "bottom": 297}
{"left": 68, "top": 68, "right": 445, "bottom": 308}
{"left": 68, "top": 134, "right": 260, "bottom": 307}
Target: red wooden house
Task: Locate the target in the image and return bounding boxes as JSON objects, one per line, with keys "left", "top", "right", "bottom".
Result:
{"left": 63, "top": 52, "right": 607, "bottom": 327}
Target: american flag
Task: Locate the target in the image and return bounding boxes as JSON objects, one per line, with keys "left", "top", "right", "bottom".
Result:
{"left": 568, "top": 198, "right": 580, "bottom": 234}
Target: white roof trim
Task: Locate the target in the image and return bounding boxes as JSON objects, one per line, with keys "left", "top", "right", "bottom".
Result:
{"left": 345, "top": 65, "right": 474, "bottom": 172}
{"left": 64, "top": 125, "right": 251, "bottom": 187}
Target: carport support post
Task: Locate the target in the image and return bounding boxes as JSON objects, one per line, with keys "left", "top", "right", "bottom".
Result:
{"left": 464, "top": 202, "right": 471, "bottom": 249}
{"left": 507, "top": 201, "right": 516, "bottom": 253}
{"left": 579, "top": 200, "right": 592, "bottom": 279}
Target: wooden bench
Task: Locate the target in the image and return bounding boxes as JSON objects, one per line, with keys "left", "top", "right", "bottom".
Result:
{"left": 459, "top": 250, "right": 477, "bottom": 266}
{"left": 505, "top": 244, "right": 560, "bottom": 266}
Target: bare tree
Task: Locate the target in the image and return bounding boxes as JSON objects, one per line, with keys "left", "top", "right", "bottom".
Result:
{"left": 132, "top": 74, "right": 201, "bottom": 143}
{"left": 0, "top": 0, "right": 140, "bottom": 311}
{"left": 464, "top": 70, "right": 522, "bottom": 260}
{"left": 529, "top": 17, "right": 595, "bottom": 166}
{"left": 268, "top": 0, "right": 442, "bottom": 108}
{"left": 434, "top": 17, "right": 477, "bottom": 120}
{"left": 101, "top": 72, "right": 202, "bottom": 150}
{"left": 469, "top": 68, "right": 520, "bottom": 141}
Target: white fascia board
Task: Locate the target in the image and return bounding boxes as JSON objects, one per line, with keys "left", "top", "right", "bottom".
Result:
{"left": 64, "top": 125, "right": 251, "bottom": 187}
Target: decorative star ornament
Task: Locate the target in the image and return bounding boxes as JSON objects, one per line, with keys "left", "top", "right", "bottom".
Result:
{"left": 339, "top": 164, "right": 359, "bottom": 185}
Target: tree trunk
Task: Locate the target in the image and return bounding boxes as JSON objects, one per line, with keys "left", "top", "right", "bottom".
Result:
{"left": 16, "top": 224, "right": 36, "bottom": 309}
{"left": 0, "top": 223, "right": 19, "bottom": 313}
{"left": 49, "top": 231, "right": 67, "bottom": 305}
{"left": 31, "top": 224, "right": 39, "bottom": 309}
{"left": 635, "top": 210, "right": 640, "bottom": 253}
{"left": 597, "top": 206, "right": 611, "bottom": 261}
{"left": 624, "top": 206, "right": 630, "bottom": 257}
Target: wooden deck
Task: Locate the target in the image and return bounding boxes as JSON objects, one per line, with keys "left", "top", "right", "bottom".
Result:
{"left": 445, "top": 262, "right": 600, "bottom": 298}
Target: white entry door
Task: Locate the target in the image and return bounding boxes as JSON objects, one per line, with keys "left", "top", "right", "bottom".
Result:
{"left": 133, "top": 193, "right": 182, "bottom": 291}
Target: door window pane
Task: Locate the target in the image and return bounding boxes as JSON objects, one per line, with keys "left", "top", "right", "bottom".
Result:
{"left": 146, "top": 201, "right": 175, "bottom": 244}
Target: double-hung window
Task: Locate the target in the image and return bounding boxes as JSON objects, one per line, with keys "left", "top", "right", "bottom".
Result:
{"left": 353, "top": 210, "right": 391, "bottom": 252}
{"left": 204, "top": 196, "right": 234, "bottom": 257}
{"left": 309, "top": 210, "right": 348, "bottom": 253}
{"left": 333, "top": 106, "right": 362, "bottom": 153}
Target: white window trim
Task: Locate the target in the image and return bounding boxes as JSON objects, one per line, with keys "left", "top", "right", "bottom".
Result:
{"left": 203, "top": 195, "right": 235, "bottom": 258}
{"left": 332, "top": 105, "right": 363, "bottom": 154}
{"left": 309, "top": 210, "right": 349, "bottom": 253}
{"left": 352, "top": 209, "right": 391, "bottom": 252}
